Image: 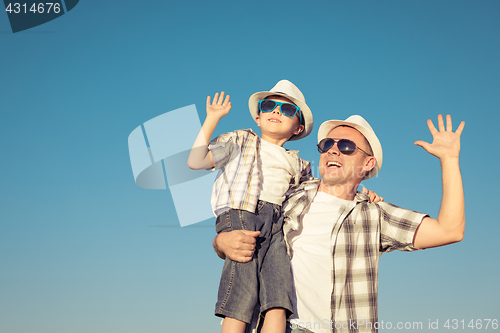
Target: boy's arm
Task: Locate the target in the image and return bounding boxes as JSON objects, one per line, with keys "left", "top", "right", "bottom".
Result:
{"left": 413, "top": 114, "right": 465, "bottom": 249}
{"left": 187, "top": 92, "right": 231, "bottom": 170}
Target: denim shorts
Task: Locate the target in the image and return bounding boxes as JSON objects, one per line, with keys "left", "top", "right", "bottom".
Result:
{"left": 215, "top": 201, "right": 293, "bottom": 324}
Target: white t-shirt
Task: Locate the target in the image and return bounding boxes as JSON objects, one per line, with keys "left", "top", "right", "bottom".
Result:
{"left": 287, "top": 191, "right": 351, "bottom": 333}
{"left": 259, "top": 139, "right": 298, "bottom": 206}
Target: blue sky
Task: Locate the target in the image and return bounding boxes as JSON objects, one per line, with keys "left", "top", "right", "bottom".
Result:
{"left": 1, "top": 1, "right": 499, "bottom": 332}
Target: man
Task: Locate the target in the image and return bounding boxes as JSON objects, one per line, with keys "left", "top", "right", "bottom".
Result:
{"left": 214, "top": 114, "right": 465, "bottom": 333}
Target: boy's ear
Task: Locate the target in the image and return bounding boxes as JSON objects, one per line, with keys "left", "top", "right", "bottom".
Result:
{"left": 293, "top": 124, "right": 304, "bottom": 135}
{"left": 255, "top": 116, "right": 261, "bottom": 127}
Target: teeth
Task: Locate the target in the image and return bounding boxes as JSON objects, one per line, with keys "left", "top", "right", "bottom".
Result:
{"left": 327, "top": 161, "right": 342, "bottom": 167}
{"left": 268, "top": 119, "right": 280, "bottom": 123}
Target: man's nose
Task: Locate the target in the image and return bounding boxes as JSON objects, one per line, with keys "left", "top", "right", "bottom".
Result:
{"left": 327, "top": 143, "right": 341, "bottom": 155}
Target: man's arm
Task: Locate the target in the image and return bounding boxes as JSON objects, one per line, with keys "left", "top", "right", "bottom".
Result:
{"left": 413, "top": 114, "right": 465, "bottom": 249}
{"left": 187, "top": 92, "right": 231, "bottom": 170}
{"left": 213, "top": 230, "right": 260, "bottom": 262}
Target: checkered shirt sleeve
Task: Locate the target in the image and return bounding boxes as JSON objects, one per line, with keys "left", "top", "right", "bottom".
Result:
{"left": 208, "top": 129, "right": 261, "bottom": 215}
{"left": 378, "top": 202, "right": 428, "bottom": 252}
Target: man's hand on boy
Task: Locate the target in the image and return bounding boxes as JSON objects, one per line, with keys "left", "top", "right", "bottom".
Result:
{"left": 414, "top": 114, "right": 464, "bottom": 161}
{"left": 362, "top": 187, "right": 384, "bottom": 203}
{"left": 214, "top": 230, "right": 260, "bottom": 262}
{"left": 206, "top": 91, "right": 231, "bottom": 120}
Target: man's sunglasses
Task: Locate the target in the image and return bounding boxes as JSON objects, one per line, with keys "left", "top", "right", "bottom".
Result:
{"left": 258, "top": 99, "right": 302, "bottom": 123}
{"left": 317, "top": 138, "right": 371, "bottom": 156}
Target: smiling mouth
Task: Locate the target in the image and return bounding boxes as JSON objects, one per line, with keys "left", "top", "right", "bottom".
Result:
{"left": 327, "top": 161, "right": 342, "bottom": 167}
{"left": 268, "top": 118, "right": 281, "bottom": 123}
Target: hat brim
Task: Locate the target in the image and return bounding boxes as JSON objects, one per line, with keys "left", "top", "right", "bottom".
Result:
{"left": 248, "top": 92, "right": 313, "bottom": 141}
{"left": 317, "top": 120, "right": 383, "bottom": 180}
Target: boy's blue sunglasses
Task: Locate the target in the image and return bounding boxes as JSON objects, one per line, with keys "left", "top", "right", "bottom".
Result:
{"left": 258, "top": 99, "right": 302, "bottom": 124}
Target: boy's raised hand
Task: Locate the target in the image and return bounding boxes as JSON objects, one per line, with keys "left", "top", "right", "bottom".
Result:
{"left": 207, "top": 91, "right": 231, "bottom": 120}
{"left": 414, "top": 114, "right": 465, "bottom": 160}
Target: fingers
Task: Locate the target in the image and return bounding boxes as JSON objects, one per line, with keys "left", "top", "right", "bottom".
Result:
{"left": 370, "top": 191, "right": 384, "bottom": 203}
{"left": 208, "top": 92, "right": 224, "bottom": 105}
{"left": 363, "top": 188, "right": 374, "bottom": 201}
{"left": 238, "top": 230, "right": 259, "bottom": 250}
{"left": 437, "top": 114, "right": 445, "bottom": 132}
{"left": 446, "top": 114, "right": 452, "bottom": 132}
{"left": 231, "top": 253, "right": 253, "bottom": 263}
{"left": 241, "top": 230, "right": 260, "bottom": 237}
{"left": 219, "top": 91, "right": 226, "bottom": 104}
{"left": 363, "top": 188, "right": 383, "bottom": 203}
{"left": 446, "top": 114, "right": 465, "bottom": 135}
{"left": 429, "top": 114, "right": 464, "bottom": 135}
{"left": 235, "top": 230, "right": 258, "bottom": 249}
{"left": 414, "top": 140, "right": 431, "bottom": 152}
{"left": 427, "top": 118, "right": 438, "bottom": 136}
{"left": 225, "top": 230, "right": 258, "bottom": 262}
{"left": 223, "top": 93, "right": 230, "bottom": 106}
{"left": 368, "top": 190, "right": 381, "bottom": 203}
{"left": 216, "top": 230, "right": 257, "bottom": 262}
{"left": 456, "top": 120, "right": 465, "bottom": 136}
{"left": 208, "top": 92, "right": 231, "bottom": 106}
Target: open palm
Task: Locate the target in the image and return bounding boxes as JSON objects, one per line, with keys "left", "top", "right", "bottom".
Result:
{"left": 414, "top": 114, "right": 465, "bottom": 159}
{"left": 206, "top": 91, "right": 231, "bottom": 119}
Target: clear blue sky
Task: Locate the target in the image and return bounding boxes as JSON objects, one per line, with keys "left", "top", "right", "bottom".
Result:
{"left": 1, "top": 1, "right": 499, "bottom": 332}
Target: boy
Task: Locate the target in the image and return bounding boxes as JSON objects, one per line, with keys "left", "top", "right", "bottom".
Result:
{"left": 188, "top": 80, "right": 314, "bottom": 333}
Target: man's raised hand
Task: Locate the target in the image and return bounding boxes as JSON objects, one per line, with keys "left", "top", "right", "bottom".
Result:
{"left": 414, "top": 114, "right": 465, "bottom": 160}
{"left": 207, "top": 92, "right": 231, "bottom": 120}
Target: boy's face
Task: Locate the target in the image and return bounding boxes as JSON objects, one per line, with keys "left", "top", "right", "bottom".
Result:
{"left": 255, "top": 96, "right": 304, "bottom": 142}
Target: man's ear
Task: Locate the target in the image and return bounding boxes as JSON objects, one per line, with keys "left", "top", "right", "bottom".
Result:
{"left": 364, "top": 156, "right": 377, "bottom": 173}
{"left": 293, "top": 124, "right": 305, "bottom": 135}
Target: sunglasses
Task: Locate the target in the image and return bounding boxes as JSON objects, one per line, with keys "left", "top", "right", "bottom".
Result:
{"left": 258, "top": 99, "right": 302, "bottom": 124}
{"left": 317, "top": 138, "right": 371, "bottom": 156}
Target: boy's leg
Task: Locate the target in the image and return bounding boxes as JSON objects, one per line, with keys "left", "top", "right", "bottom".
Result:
{"left": 261, "top": 308, "right": 286, "bottom": 333}
{"left": 258, "top": 207, "right": 293, "bottom": 322}
{"left": 215, "top": 209, "right": 261, "bottom": 324}
{"left": 222, "top": 317, "right": 247, "bottom": 333}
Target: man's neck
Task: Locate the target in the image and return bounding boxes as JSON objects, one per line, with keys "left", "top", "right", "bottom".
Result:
{"left": 317, "top": 181, "right": 359, "bottom": 201}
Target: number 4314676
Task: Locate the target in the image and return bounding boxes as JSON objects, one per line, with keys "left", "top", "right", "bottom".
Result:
{"left": 5, "top": 3, "right": 61, "bottom": 14}
{"left": 444, "top": 319, "right": 498, "bottom": 329}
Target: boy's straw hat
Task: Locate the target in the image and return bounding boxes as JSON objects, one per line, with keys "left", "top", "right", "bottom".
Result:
{"left": 248, "top": 80, "right": 313, "bottom": 141}
{"left": 317, "top": 115, "right": 383, "bottom": 180}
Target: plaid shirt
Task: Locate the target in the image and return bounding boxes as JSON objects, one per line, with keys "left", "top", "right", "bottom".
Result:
{"left": 282, "top": 179, "right": 427, "bottom": 333}
{"left": 209, "top": 129, "right": 311, "bottom": 216}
